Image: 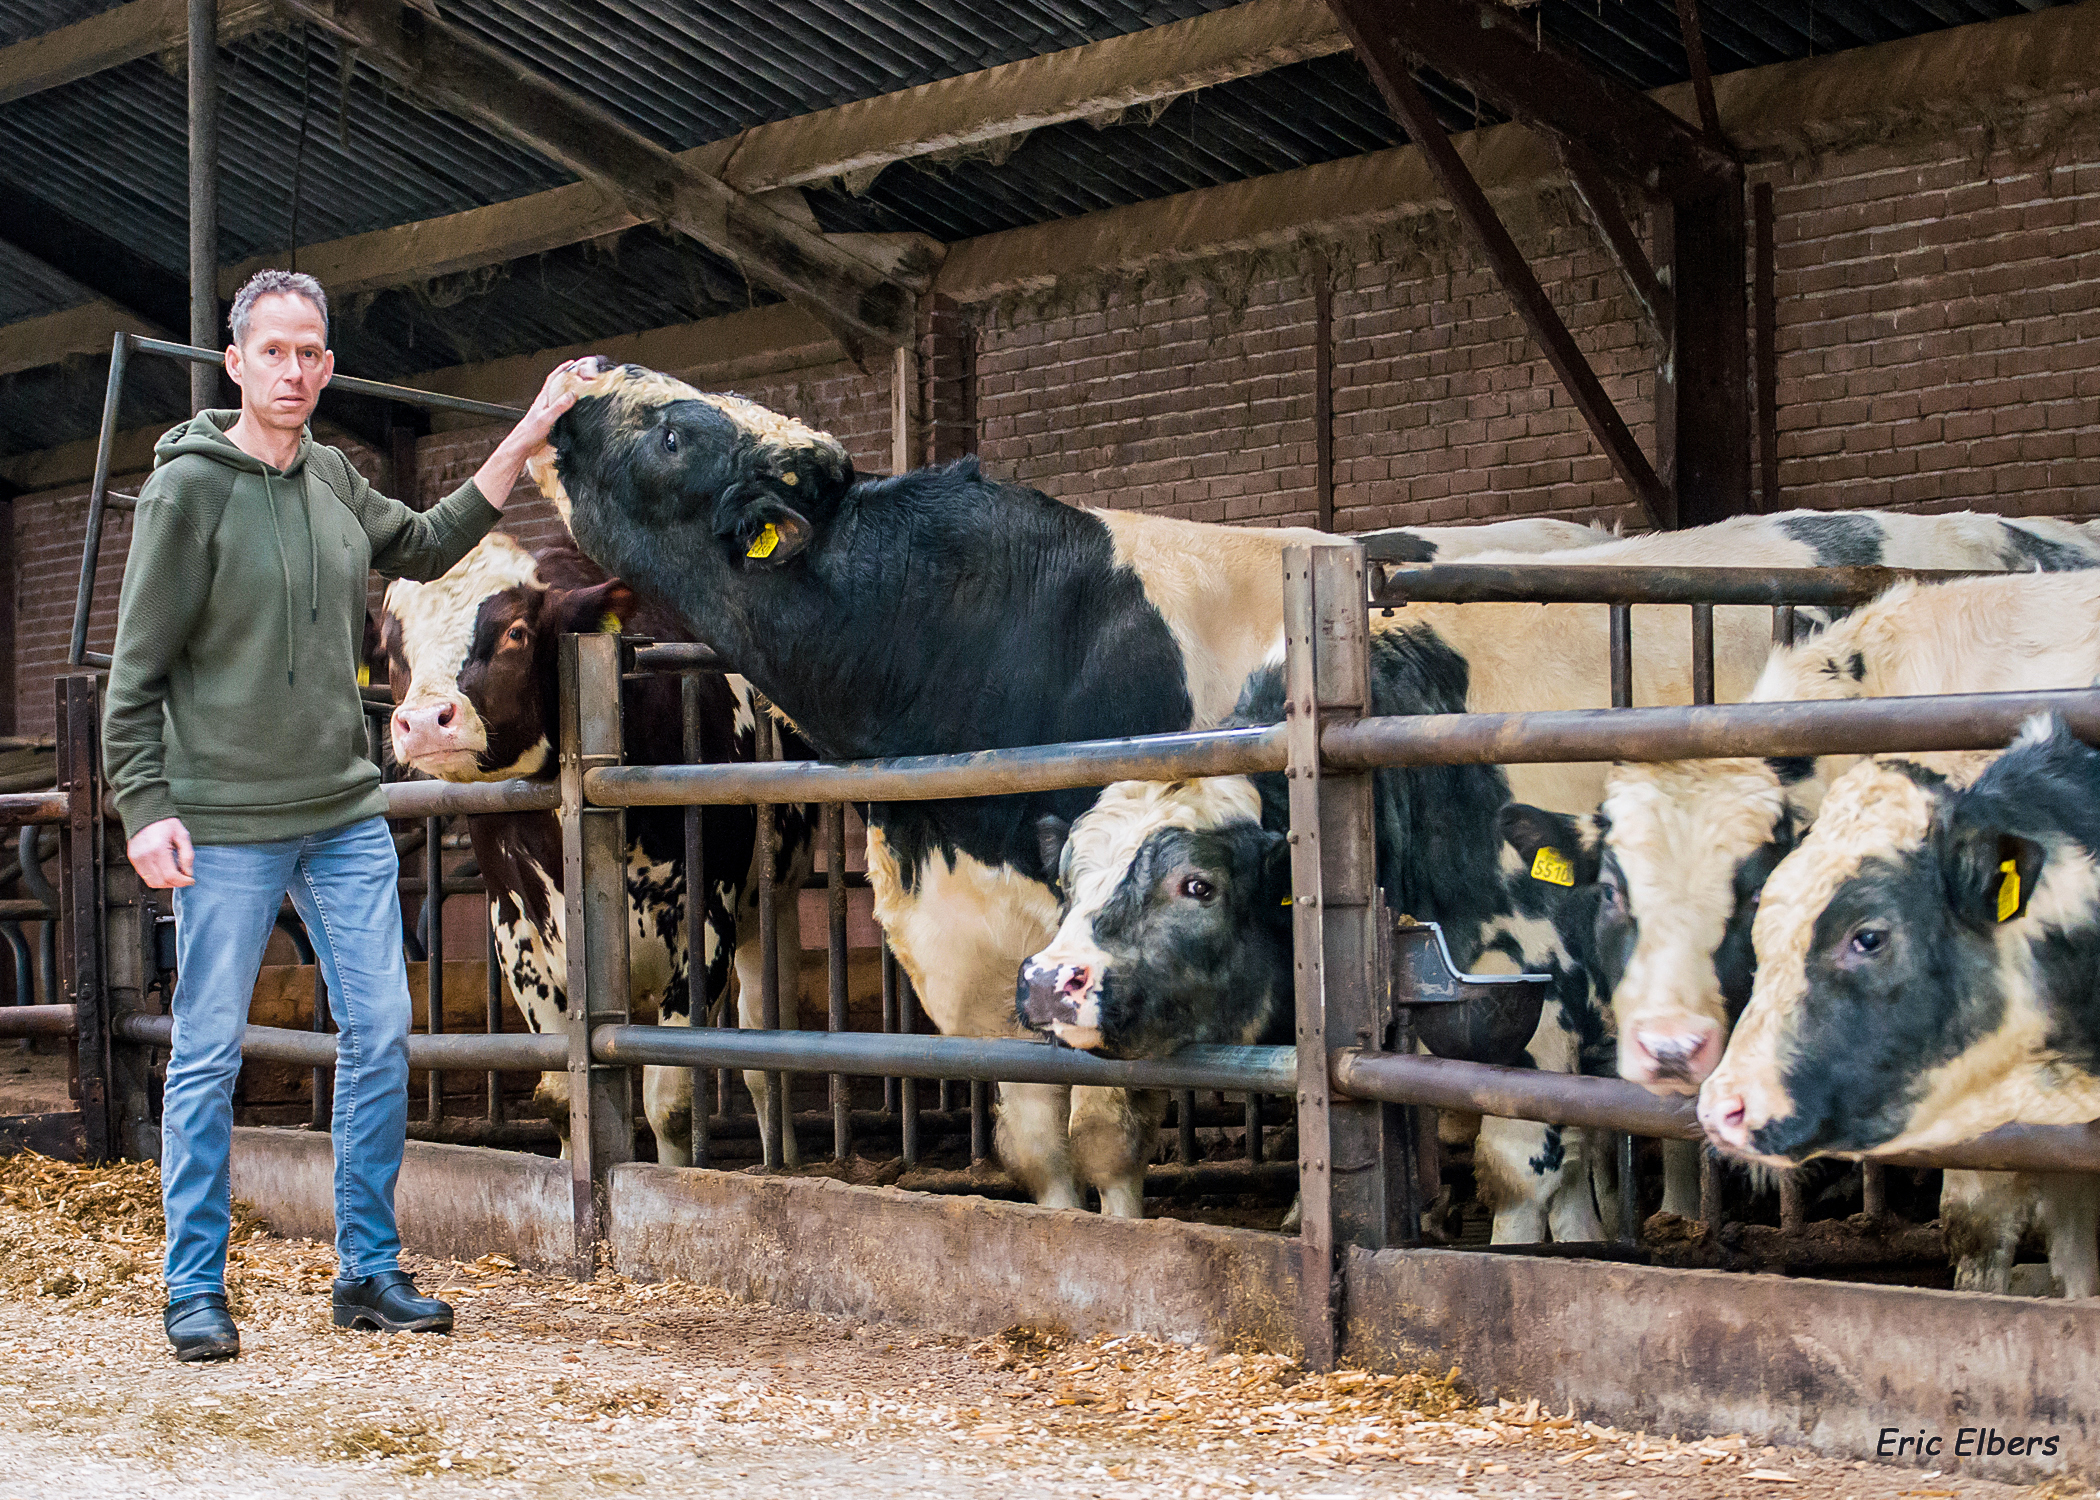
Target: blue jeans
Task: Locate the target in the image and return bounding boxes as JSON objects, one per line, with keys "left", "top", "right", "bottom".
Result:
{"left": 163, "top": 815, "right": 411, "bottom": 1301}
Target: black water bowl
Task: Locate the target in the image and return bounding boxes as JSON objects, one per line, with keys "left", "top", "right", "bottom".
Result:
{"left": 1391, "top": 920, "right": 1551, "bottom": 1069}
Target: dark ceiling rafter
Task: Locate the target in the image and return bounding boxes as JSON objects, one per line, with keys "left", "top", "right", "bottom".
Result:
{"left": 0, "top": 189, "right": 184, "bottom": 336}
{"left": 274, "top": 0, "right": 924, "bottom": 360}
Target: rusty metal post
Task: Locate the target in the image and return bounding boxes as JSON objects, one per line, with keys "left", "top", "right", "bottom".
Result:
{"left": 424, "top": 815, "right": 443, "bottom": 1122}
{"left": 680, "top": 672, "right": 710, "bottom": 1168}
{"left": 826, "top": 802, "right": 851, "bottom": 1162}
{"left": 58, "top": 674, "right": 114, "bottom": 1162}
{"left": 186, "top": 0, "right": 219, "bottom": 413}
{"left": 970, "top": 1079, "right": 990, "bottom": 1163}
{"left": 1284, "top": 538, "right": 1380, "bottom": 1370}
{"left": 1608, "top": 606, "right": 1641, "bottom": 1244}
{"left": 899, "top": 970, "right": 921, "bottom": 1167}
{"left": 559, "top": 633, "right": 632, "bottom": 1277}
{"left": 484, "top": 913, "right": 504, "bottom": 1125}
{"left": 1245, "top": 1093, "right": 1264, "bottom": 1164}
{"left": 880, "top": 944, "right": 899, "bottom": 1115}
{"left": 1861, "top": 1162, "right": 1887, "bottom": 1218}
{"left": 753, "top": 711, "right": 786, "bottom": 1168}
{"left": 1177, "top": 1089, "right": 1198, "bottom": 1165}
{"left": 1779, "top": 1172, "right": 1805, "bottom": 1233}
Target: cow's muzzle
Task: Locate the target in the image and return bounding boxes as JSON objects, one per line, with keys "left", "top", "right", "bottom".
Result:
{"left": 391, "top": 698, "right": 483, "bottom": 776}
{"left": 1016, "top": 959, "right": 1105, "bottom": 1051}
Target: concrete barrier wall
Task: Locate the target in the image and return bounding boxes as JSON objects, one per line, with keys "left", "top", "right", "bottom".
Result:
{"left": 228, "top": 1127, "right": 573, "bottom": 1274}
{"left": 1344, "top": 1246, "right": 2098, "bottom": 1484}
{"left": 608, "top": 1162, "right": 1302, "bottom": 1349}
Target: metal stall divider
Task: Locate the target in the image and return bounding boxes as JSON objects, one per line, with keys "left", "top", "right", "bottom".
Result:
{"left": 754, "top": 710, "right": 785, "bottom": 1169}
{"left": 59, "top": 673, "right": 115, "bottom": 1162}
{"left": 426, "top": 815, "right": 445, "bottom": 1124}
{"left": 826, "top": 803, "right": 851, "bottom": 1162}
{"left": 681, "top": 672, "right": 711, "bottom": 1169}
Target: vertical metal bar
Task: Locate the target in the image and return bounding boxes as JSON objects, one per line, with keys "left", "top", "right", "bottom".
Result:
{"left": 969, "top": 1080, "right": 990, "bottom": 1163}
{"left": 1617, "top": 1131, "right": 1639, "bottom": 1245}
{"left": 880, "top": 943, "right": 899, "bottom": 1115}
{"left": 1177, "top": 1088, "right": 1198, "bottom": 1165}
{"left": 754, "top": 712, "right": 783, "bottom": 1169}
{"left": 559, "top": 632, "right": 633, "bottom": 1278}
{"left": 1754, "top": 181, "right": 1780, "bottom": 514}
{"left": 680, "top": 673, "right": 709, "bottom": 1169}
{"left": 1245, "top": 1093, "right": 1263, "bottom": 1165}
{"left": 72, "top": 335, "right": 130, "bottom": 667}
{"left": 59, "top": 675, "right": 112, "bottom": 1161}
{"left": 826, "top": 802, "right": 850, "bottom": 1162}
{"left": 1313, "top": 253, "right": 1335, "bottom": 533}
{"left": 899, "top": 970, "right": 921, "bottom": 1167}
{"left": 1861, "top": 1161, "right": 1886, "bottom": 1218}
{"left": 424, "top": 815, "right": 443, "bottom": 1123}
{"left": 484, "top": 911, "right": 503, "bottom": 1125}
{"left": 1388, "top": 1000, "right": 1422, "bottom": 1247}
{"left": 1779, "top": 1172, "right": 1805, "bottom": 1233}
{"left": 1609, "top": 603, "right": 1639, "bottom": 1246}
{"left": 1773, "top": 604, "right": 1797, "bottom": 649}
{"left": 1699, "top": 1149, "right": 1721, "bottom": 1228}
{"left": 1690, "top": 603, "right": 1715, "bottom": 707}
{"left": 1284, "top": 539, "right": 1380, "bottom": 1371}
{"left": 187, "top": 0, "right": 219, "bottom": 414}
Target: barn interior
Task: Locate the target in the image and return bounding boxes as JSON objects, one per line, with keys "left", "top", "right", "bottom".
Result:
{"left": 1, "top": 0, "right": 2097, "bottom": 1296}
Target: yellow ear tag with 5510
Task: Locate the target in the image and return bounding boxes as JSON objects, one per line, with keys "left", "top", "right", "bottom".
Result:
{"left": 746, "top": 523, "right": 782, "bottom": 560}
{"left": 1997, "top": 859, "right": 2021, "bottom": 923}
{"left": 598, "top": 613, "right": 622, "bottom": 635}
{"left": 356, "top": 663, "right": 371, "bottom": 687}
{"left": 1531, "top": 847, "right": 1575, "bottom": 887}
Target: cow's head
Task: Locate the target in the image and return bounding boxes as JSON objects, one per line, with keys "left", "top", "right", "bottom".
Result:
{"left": 526, "top": 359, "right": 853, "bottom": 588}
{"left": 382, "top": 534, "right": 634, "bottom": 782}
{"left": 1595, "top": 758, "right": 1815, "bottom": 1093}
{"left": 1701, "top": 726, "right": 2093, "bottom": 1163}
{"left": 1015, "top": 777, "right": 1291, "bottom": 1058}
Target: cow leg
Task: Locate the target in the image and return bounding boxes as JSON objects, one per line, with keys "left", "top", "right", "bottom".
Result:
{"left": 1659, "top": 1138, "right": 1702, "bottom": 1220}
{"left": 1590, "top": 1130, "right": 1622, "bottom": 1242}
{"left": 996, "top": 1083, "right": 1084, "bottom": 1209}
{"left": 1943, "top": 1170, "right": 2024, "bottom": 1294}
{"left": 1548, "top": 1128, "right": 1606, "bottom": 1243}
{"left": 1476, "top": 1115, "right": 1555, "bottom": 1243}
{"left": 533, "top": 1070, "right": 571, "bottom": 1160}
{"left": 732, "top": 887, "right": 804, "bottom": 1169}
{"left": 1070, "top": 1086, "right": 1165, "bottom": 1219}
{"left": 2036, "top": 1172, "right": 2100, "bottom": 1299}
{"left": 640, "top": 1066, "right": 694, "bottom": 1169}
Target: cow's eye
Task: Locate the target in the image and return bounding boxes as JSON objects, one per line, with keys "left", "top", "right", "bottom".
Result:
{"left": 504, "top": 622, "right": 528, "bottom": 645}
{"left": 1179, "top": 875, "right": 1215, "bottom": 902}
{"left": 662, "top": 427, "right": 679, "bottom": 454}
{"left": 1848, "top": 926, "right": 1888, "bottom": 958}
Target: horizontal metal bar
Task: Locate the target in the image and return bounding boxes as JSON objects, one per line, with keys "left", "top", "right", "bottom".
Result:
{"left": 590, "top": 1025, "right": 1299, "bottom": 1093}
{"left": 383, "top": 778, "right": 561, "bottom": 819}
{"left": 0, "top": 1005, "right": 79, "bottom": 1038}
{"left": 0, "top": 792, "right": 65, "bottom": 827}
{"left": 395, "top": 877, "right": 487, "bottom": 899}
{"left": 1329, "top": 1050, "right": 2100, "bottom": 1173}
{"left": 586, "top": 726, "right": 1288, "bottom": 806}
{"left": 1333, "top": 1049, "right": 1699, "bottom": 1137}
{"left": 630, "top": 642, "right": 731, "bottom": 674}
{"left": 113, "top": 1013, "right": 565, "bottom": 1071}
{"left": 123, "top": 337, "right": 526, "bottom": 422}
{"left": 0, "top": 900, "right": 57, "bottom": 921}
{"left": 1322, "top": 689, "right": 2100, "bottom": 771}
{"left": 1367, "top": 560, "right": 1980, "bottom": 605}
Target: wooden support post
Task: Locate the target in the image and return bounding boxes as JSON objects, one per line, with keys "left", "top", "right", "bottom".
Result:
{"left": 559, "top": 632, "right": 632, "bottom": 1278}
{"left": 1659, "top": 184, "right": 1751, "bottom": 528}
{"left": 1312, "top": 254, "right": 1335, "bottom": 532}
{"left": 891, "top": 343, "right": 919, "bottom": 477}
{"left": 1284, "top": 538, "right": 1380, "bottom": 1370}
{"left": 186, "top": 0, "right": 219, "bottom": 414}
{"left": 1754, "top": 181, "right": 1780, "bottom": 514}
{"left": 1558, "top": 138, "right": 1670, "bottom": 347}
{"left": 59, "top": 672, "right": 113, "bottom": 1162}
{"left": 920, "top": 294, "right": 976, "bottom": 466}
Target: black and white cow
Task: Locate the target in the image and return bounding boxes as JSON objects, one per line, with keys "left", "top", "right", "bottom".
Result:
{"left": 1695, "top": 728, "right": 2100, "bottom": 1299}
{"left": 1015, "top": 612, "right": 1680, "bottom": 1243}
{"left": 1355, "top": 517, "right": 1609, "bottom": 562}
{"left": 381, "top": 533, "right": 812, "bottom": 1165}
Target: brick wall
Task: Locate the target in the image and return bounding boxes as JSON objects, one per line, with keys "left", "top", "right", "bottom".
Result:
{"left": 15, "top": 90, "right": 2100, "bottom": 730}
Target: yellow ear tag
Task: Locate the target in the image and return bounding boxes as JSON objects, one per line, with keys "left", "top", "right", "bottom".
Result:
{"left": 1530, "top": 847, "right": 1575, "bottom": 887}
{"left": 598, "top": 613, "right": 622, "bottom": 635}
{"left": 356, "top": 663, "right": 371, "bottom": 688}
{"left": 1997, "top": 859, "right": 2021, "bottom": 923}
{"left": 1281, "top": 895, "right": 1293, "bottom": 907}
{"left": 746, "top": 523, "right": 781, "bottom": 559}
{"left": 780, "top": 471, "right": 799, "bottom": 487}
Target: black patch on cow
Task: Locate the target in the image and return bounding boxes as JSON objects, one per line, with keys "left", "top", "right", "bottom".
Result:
{"left": 1369, "top": 531, "right": 1438, "bottom": 563}
{"left": 1848, "top": 651, "right": 1867, "bottom": 682}
{"left": 1527, "top": 1125, "right": 1567, "bottom": 1178}
{"left": 1997, "top": 524, "right": 2097, "bottom": 574}
{"left": 548, "top": 388, "right": 1192, "bottom": 893}
{"left": 1778, "top": 513, "right": 1884, "bottom": 567}
{"left": 1767, "top": 756, "right": 1816, "bottom": 786}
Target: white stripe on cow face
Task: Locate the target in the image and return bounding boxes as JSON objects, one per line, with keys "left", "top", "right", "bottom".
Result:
{"left": 384, "top": 535, "right": 541, "bottom": 781}
{"left": 1024, "top": 776, "right": 1263, "bottom": 1049}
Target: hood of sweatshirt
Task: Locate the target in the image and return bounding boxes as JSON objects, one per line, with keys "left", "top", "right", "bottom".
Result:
{"left": 155, "top": 411, "right": 318, "bottom": 686}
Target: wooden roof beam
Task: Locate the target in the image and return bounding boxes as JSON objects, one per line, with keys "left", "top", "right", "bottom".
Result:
{"left": 275, "top": 0, "right": 917, "bottom": 355}
{"left": 1320, "top": 0, "right": 1737, "bottom": 200}
{"left": 221, "top": 0, "right": 1347, "bottom": 299}
{"left": 0, "top": 303, "right": 160, "bottom": 379}
{"left": 0, "top": 0, "right": 274, "bottom": 106}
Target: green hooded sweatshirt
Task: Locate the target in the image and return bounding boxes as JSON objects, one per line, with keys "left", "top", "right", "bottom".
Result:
{"left": 103, "top": 412, "right": 500, "bottom": 845}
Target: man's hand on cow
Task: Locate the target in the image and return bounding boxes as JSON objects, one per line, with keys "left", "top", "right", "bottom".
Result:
{"left": 127, "top": 816, "right": 196, "bottom": 890}
{"left": 471, "top": 358, "right": 591, "bottom": 510}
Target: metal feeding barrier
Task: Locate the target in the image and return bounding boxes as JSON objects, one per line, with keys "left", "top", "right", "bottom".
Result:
{"left": 40, "top": 410, "right": 2100, "bottom": 1368}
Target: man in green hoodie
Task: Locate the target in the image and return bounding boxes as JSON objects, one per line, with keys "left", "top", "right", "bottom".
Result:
{"left": 103, "top": 269, "right": 583, "bottom": 1362}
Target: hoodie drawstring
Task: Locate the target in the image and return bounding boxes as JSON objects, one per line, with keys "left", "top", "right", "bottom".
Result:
{"left": 262, "top": 471, "right": 299, "bottom": 687}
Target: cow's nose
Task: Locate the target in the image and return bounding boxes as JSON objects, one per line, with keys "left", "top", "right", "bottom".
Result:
{"left": 1698, "top": 1087, "right": 1752, "bottom": 1152}
{"left": 576, "top": 355, "right": 612, "bottom": 378}
{"left": 436, "top": 702, "right": 454, "bottom": 728}
{"left": 1630, "top": 1023, "right": 1723, "bottom": 1091}
{"left": 1016, "top": 959, "right": 1085, "bottom": 1031}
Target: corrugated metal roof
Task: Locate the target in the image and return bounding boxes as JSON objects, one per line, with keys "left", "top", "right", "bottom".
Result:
{"left": 0, "top": 0, "right": 2080, "bottom": 463}
{"left": 0, "top": 239, "right": 93, "bottom": 325}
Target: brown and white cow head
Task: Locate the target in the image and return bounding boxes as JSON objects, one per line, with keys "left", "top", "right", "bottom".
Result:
{"left": 1596, "top": 757, "right": 1818, "bottom": 1092}
{"left": 1700, "top": 724, "right": 2100, "bottom": 1163}
{"left": 382, "top": 533, "right": 634, "bottom": 782}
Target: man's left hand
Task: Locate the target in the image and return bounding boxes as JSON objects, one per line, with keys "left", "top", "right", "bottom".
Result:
{"left": 471, "top": 358, "right": 592, "bottom": 510}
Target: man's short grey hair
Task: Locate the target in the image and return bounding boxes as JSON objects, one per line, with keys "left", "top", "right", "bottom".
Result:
{"left": 229, "top": 270, "right": 329, "bottom": 347}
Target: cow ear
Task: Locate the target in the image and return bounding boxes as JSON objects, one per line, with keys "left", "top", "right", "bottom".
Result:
{"left": 546, "top": 579, "right": 640, "bottom": 638}
{"left": 1498, "top": 803, "right": 1598, "bottom": 887}
{"left": 732, "top": 504, "right": 813, "bottom": 570}
{"left": 1035, "top": 815, "right": 1071, "bottom": 886}
{"left": 1938, "top": 815, "right": 2044, "bottom": 929}
{"left": 725, "top": 443, "right": 850, "bottom": 570}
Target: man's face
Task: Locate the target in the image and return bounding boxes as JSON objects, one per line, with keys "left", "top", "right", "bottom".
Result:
{"left": 225, "top": 293, "right": 334, "bottom": 433}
